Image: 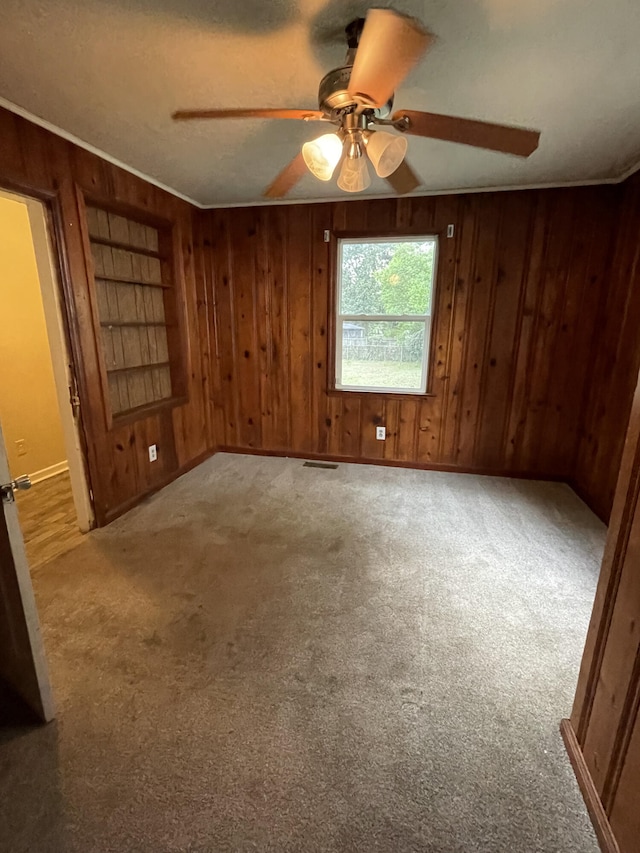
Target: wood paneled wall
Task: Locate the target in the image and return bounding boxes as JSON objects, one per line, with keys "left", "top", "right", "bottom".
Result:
{"left": 0, "top": 106, "right": 213, "bottom": 524}
{"left": 572, "top": 173, "right": 640, "bottom": 521}
{"left": 1, "top": 102, "right": 638, "bottom": 525}
{"left": 201, "top": 187, "right": 624, "bottom": 487}
{"left": 563, "top": 368, "right": 640, "bottom": 853}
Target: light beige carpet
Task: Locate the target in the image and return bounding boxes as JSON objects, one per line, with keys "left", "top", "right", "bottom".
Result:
{"left": 0, "top": 453, "right": 605, "bottom": 852}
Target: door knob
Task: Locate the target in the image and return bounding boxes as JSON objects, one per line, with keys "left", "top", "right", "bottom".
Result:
{"left": 1, "top": 475, "right": 32, "bottom": 503}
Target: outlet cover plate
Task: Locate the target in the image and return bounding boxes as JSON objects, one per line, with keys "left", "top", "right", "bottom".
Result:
{"left": 148, "top": 444, "right": 158, "bottom": 462}
{"left": 376, "top": 426, "right": 386, "bottom": 440}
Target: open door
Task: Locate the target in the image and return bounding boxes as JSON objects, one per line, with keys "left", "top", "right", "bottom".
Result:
{"left": 0, "top": 418, "right": 54, "bottom": 722}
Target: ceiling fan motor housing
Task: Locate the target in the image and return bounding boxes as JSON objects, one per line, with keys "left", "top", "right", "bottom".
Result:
{"left": 318, "top": 66, "right": 393, "bottom": 119}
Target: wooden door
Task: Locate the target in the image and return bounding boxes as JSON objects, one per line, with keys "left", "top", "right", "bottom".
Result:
{"left": 0, "top": 419, "right": 54, "bottom": 721}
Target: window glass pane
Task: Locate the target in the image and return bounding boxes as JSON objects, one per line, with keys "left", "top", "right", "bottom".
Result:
{"left": 339, "top": 321, "right": 425, "bottom": 390}
{"left": 340, "top": 239, "right": 436, "bottom": 316}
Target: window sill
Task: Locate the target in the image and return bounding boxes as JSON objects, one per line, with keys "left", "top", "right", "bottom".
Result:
{"left": 327, "top": 388, "right": 436, "bottom": 401}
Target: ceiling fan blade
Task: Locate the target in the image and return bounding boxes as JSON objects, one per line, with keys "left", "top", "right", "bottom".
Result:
{"left": 263, "top": 152, "right": 308, "bottom": 199}
{"left": 347, "top": 9, "right": 434, "bottom": 109}
{"left": 385, "top": 160, "right": 421, "bottom": 195}
{"left": 172, "top": 108, "right": 324, "bottom": 121}
{"left": 393, "top": 110, "right": 540, "bottom": 157}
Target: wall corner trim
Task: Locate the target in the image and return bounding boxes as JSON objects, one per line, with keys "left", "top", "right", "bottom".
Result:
{"left": 560, "top": 719, "right": 621, "bottom": 853}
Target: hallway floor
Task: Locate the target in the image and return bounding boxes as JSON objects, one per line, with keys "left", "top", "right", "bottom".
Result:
{"left": 16, "top": 471, "right": 84, "bottom": 570}
{"left": 0, "top": 454, "right": 605, "bottom": 852}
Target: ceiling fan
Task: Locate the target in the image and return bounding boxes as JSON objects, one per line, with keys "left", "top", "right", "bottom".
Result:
{"left": 172, "top": 8, "right": 541, "bottom": 199}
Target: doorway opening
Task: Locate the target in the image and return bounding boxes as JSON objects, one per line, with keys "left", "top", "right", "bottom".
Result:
{"left": 0, "top": 189, "right": 93, "bottom": 569}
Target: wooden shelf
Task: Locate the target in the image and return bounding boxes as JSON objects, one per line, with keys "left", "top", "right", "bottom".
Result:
{"left": 89, "top": 233, "right": 165, "bottom": 260}
{"left": 111, "top": 394, "right": 187, "bottom": 426}
{"left": 106, "top": 361, "right": 170, "bottom": 376}
{"left": 95, "top": 274, "right": 170, "bottom": 289}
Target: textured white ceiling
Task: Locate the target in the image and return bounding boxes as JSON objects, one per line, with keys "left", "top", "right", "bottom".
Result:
{"left": 1, "top": 0, "right": 639, "bottom": 207}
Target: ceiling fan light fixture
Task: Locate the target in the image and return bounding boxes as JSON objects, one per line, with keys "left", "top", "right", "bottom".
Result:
{"left": 301, "top": 132, "right": 343, "bottom": 181}
{"left": 173, "top": 10, "right": 542, "bottom": 201}
{"left": 337, "top": 149, "right": 371, "bottom": 193}
{"left": 365, "top": 130, "right": 408, "bottom": 178}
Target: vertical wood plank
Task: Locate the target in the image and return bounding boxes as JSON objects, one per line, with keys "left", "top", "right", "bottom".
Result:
{"left": 454, "top": 193, "right": 502, "bottom": 467}
{"left": 475, "top": 191, "right": 533, "bottom": 470}
{"left": 287, "top": 205, "right": 314, "bottom": 454}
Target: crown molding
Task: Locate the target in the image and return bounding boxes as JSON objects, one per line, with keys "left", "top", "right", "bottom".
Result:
{"left": 0, "top": 96, "right": 201, "bottom": 207}
{"left": 198, "top": 174, "right": 634, "bottom": 209}
{"left": 2, "top": 96, "right": 639, "bottom": 211}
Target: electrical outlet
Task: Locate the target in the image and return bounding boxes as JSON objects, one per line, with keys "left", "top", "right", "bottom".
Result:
{"left": 15, "top": 439, "right": 26, "bottom": 456}
{"left": 376, "top": 426, "right": 386, "bottom": 440}
{"left": 148, "top": 444, "right": 158, "bottom": 462}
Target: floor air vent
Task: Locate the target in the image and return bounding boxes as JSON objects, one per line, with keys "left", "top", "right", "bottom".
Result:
{"left": 303, "top": 461, "right": 339, "bottom": 470}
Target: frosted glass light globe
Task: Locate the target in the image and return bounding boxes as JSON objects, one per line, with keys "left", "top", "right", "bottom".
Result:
{"left": 337, "top": 155, "right": 371, "bottom": 193}
{"left": 301, "top": 133, "right": 343, "bottom": 181}
{"left": 365, "top": 131, "right": 408, "bottom": 178}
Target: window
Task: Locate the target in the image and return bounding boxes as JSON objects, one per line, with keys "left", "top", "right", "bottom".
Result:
{"left": 335, "top": 236, "right": 438, "bottom": 394}
{"left": 84, "top": 203, "right": 185, "bottom": 419}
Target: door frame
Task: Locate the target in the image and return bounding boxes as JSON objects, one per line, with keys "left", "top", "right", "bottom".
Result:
{"left": 0, "top": 179, "right": 95, "bottom": 529}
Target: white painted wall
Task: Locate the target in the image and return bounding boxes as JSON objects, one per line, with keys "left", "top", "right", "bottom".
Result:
{"left": 0, "top": 195, "right": 67, "bottom": 481}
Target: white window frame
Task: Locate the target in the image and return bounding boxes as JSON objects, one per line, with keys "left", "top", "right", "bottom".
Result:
{"left": 335, "top": 235, "right": 438, "bottom": 395}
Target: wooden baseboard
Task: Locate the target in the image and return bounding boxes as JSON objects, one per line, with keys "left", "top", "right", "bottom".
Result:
{"left": 560, "top": 719, "right": 620, "bottom": 853}
{"left": 216, "top": 446, "right": 568, "bottom": 483}
{"left": 95, "top": 446, "right": 600, "bottom": 530}
{"left": 100, "top": 448, "right": 216, "bottom": 526}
